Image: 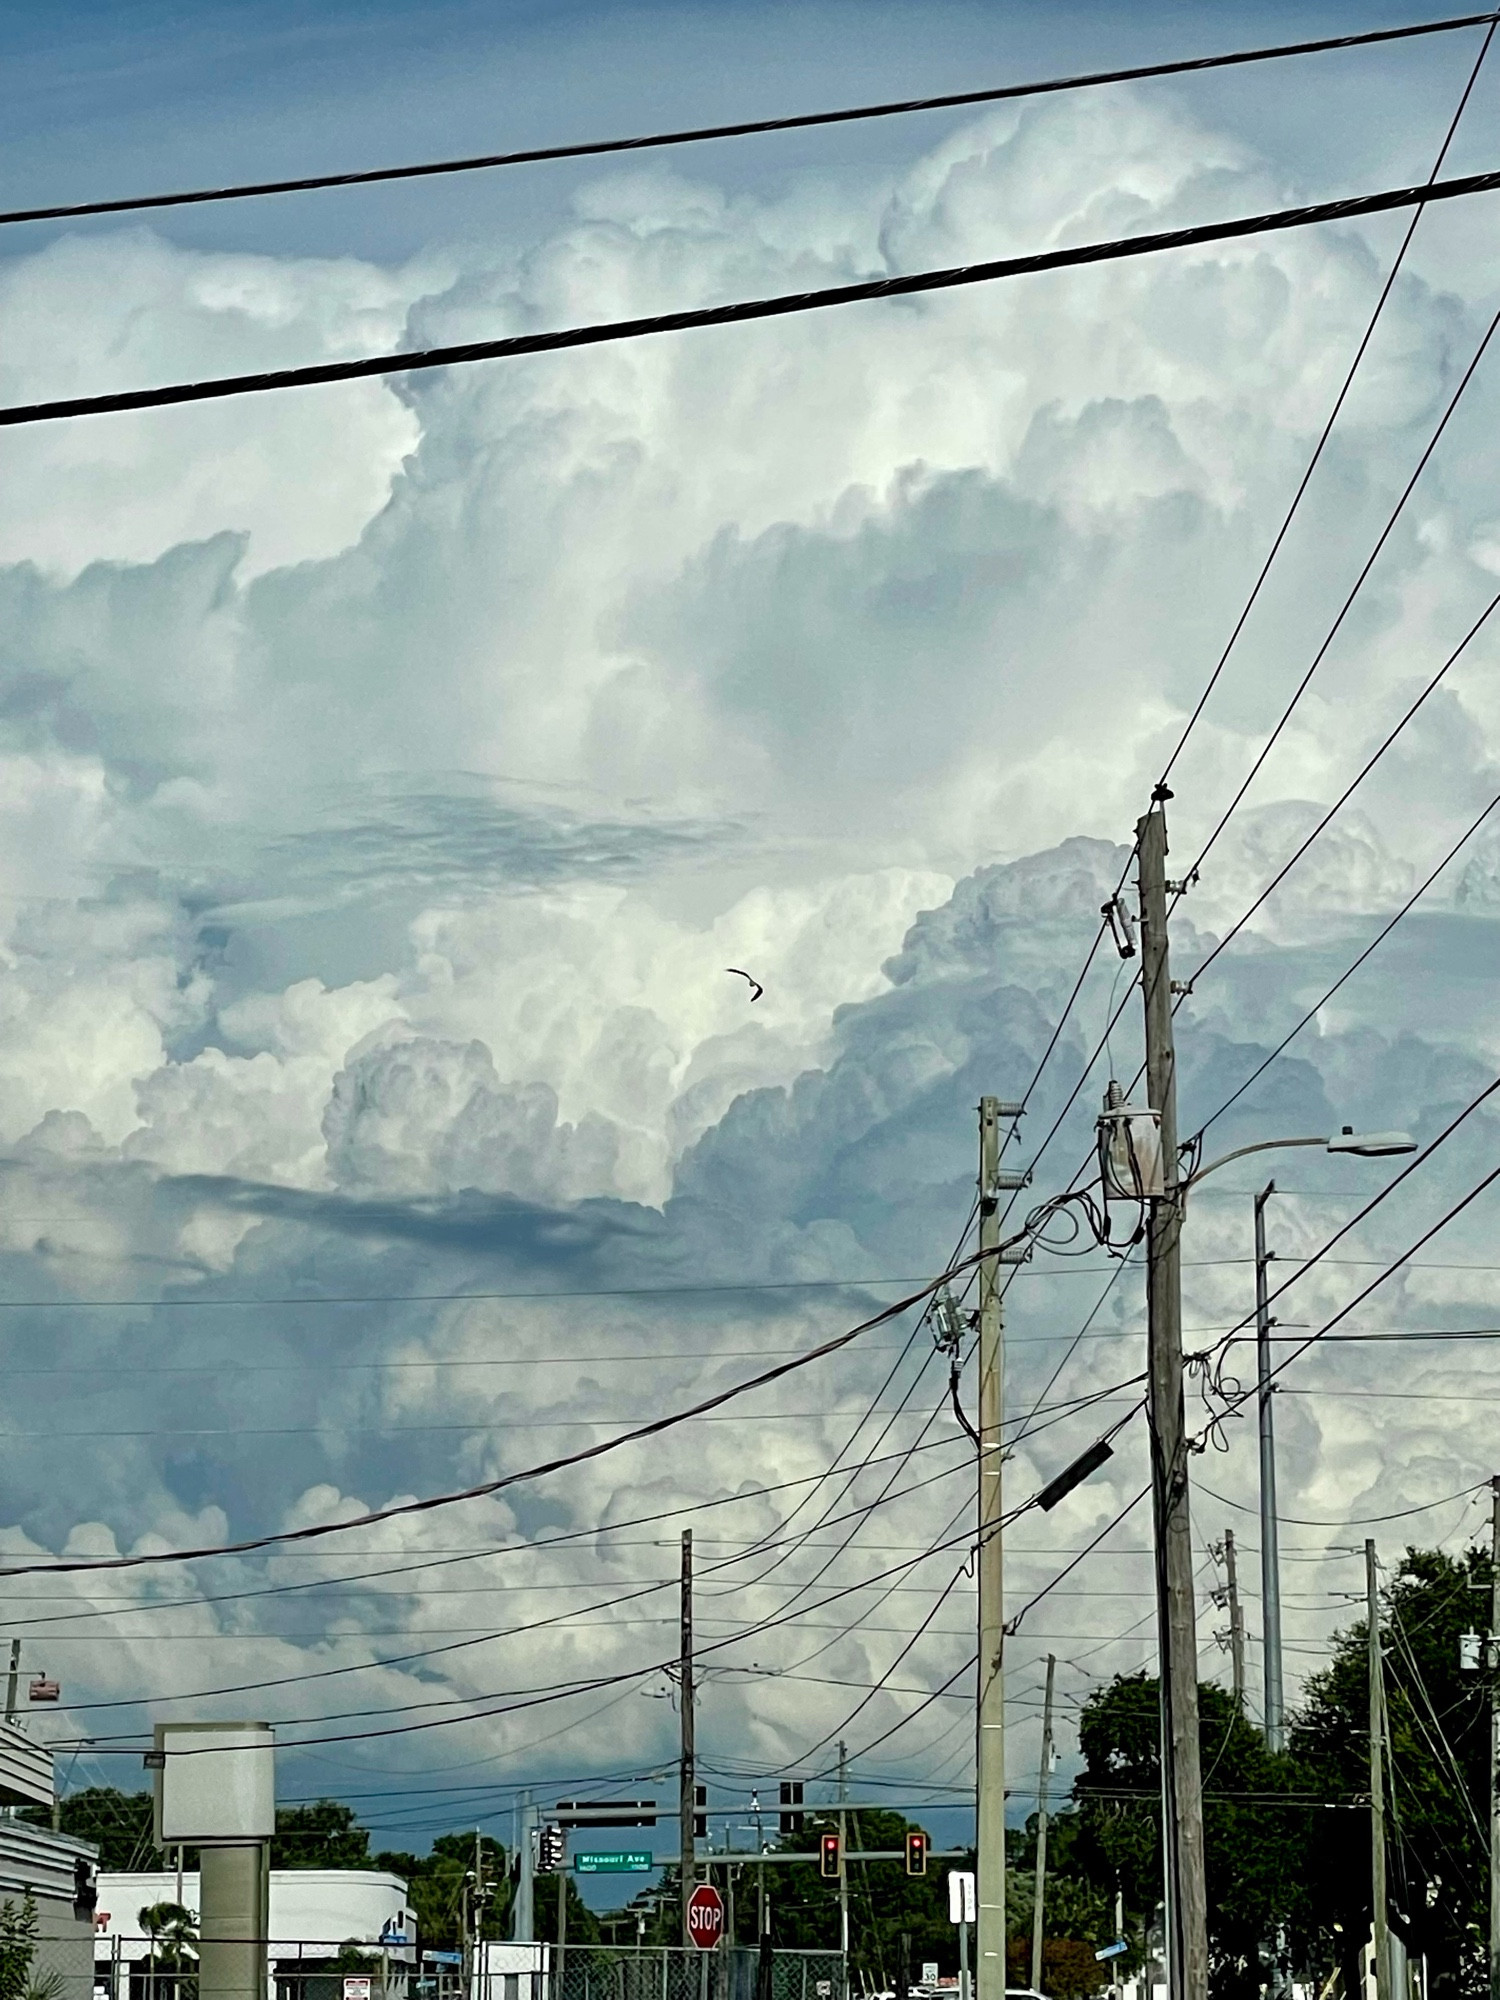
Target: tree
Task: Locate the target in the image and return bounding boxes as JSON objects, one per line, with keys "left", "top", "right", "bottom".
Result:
{"left": 1071, "top": 1674, "right": 1311, "bottom": 2000}
{"left": 137, "top": 1904, "right": 198, "bottom": 1973}
{"left": 273, "top": 1802, "right": 373, "bottom": 1871}
{"left": 0, "top": 1895, "right": 39, "bottom": 2000}
{"left": 20, "top": 1789, "right": 166, "bottom": 1870}
{"left": 1293, "top": 1544, "right": 1491, "bottom": 2000}
{"left": 373, "top": 1833, "right": 511, "bottom": 1951}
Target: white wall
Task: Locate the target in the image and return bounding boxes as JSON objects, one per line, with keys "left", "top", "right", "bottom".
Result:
{"left": 96, "top": 1870, "right": 415, "bottom": 1962}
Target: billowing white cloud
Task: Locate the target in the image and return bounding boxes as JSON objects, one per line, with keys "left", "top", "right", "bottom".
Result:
{"left": 0, "top": 82, "right": 1498, "bottom": 1815}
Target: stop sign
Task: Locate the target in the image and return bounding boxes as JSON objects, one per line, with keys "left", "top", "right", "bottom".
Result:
{"left": 686, "top": 1883, "right": 725, "bottom": 1950}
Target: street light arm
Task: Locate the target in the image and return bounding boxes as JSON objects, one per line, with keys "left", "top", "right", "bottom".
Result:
{"left": 1183, "top": 1136, "right": 1328, "bottom": 1191}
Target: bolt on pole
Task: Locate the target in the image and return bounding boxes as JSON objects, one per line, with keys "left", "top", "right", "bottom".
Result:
{"left": 1136, "top": 801, "right": 1209, "bottom": 2000}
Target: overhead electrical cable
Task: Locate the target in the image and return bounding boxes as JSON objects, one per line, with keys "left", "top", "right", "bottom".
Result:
{"left": 9, "top": 166, "right": 1500, "bottom": 429}
{"left": 1177, "top": 320, "right": 1500, "bottom": 932}
{"left": 1222, "top": 1150, "right": 1500, "bottom": 1418}
{"left": 4, "top": 13, "right": 1491, "bottom": 231}
{"left": 47, "top": 1389, "right": 1144, "bottom": 1733}
{"left": 0, "top": 1257, "right": 981, "bottom": 1577}
{"left": 1153, "top": 10, "right": 1498, "bottom": 795}
{"left": 1001, "top": 29, "right": 1499, "bottom": 1233}
{"left": 1190, "top": 789, "right": 1500, "bottom": 1143}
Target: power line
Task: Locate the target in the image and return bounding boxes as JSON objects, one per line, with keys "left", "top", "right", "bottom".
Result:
{"left": 0, "top": 1259, "right": 965, "bottom": 1577}
{"left": 1153, "top": 10, "right": 1498, "bottom": 797}
{"left": 4, "top": 12, "right": 1490, "bottom": 232}
{"left": 1197, "top": 1481, "right": 1484, "bottom": 1528}
{"left": 8, "top": 165, "right": 1500, "bottom": 429}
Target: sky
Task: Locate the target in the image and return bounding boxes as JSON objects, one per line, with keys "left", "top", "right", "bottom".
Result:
{"left": 2, "top": 0, "right": 1500, "bottom": 1881}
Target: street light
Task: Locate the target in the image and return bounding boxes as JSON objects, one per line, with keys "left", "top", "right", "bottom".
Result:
{"left": 1183, "top": 1126, "right": 1417, "bottom": 1194}
{"left": 1180, "top": 1125, "right": 1418, "bottom": 1740}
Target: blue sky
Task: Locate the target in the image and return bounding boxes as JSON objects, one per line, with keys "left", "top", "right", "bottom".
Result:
{"left": 2, "top": 0, "right": 1500, "bottom": 1868}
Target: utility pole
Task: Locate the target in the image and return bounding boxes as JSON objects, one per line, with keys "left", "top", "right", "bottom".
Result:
{"left": 1223, "top": 1532, "right": 1246, "bottom": 1711}
{"left": 1255, "top": 1184, "right": 1285, "bottom": 1752}
{"left": 1136, "top": 800, "right": 1209, "bottom": 2000}
{"left": 514, "top": 1794, "right": 534, "bottom": 1944}
{"left": 3, "top": 1641, "right": 18, "bottom": 1725}
{"left": 680, "top": 1529, "right": 696, "bottom": 1949}
{"left": 977, "top": 1094, "right": 1024, "bottom": 2000}
{"left": 837, "top": 1742, "right": 850, "bottom": 1958}
{"left": 1368, "top": 1540, "right": 1390, "bottom": 2000}
{"left": 1030, "top": 1654, "right": 1057, "bottom": 1995}
{"left": 1489, "top": 1478, "right": 1500, "bottom": 2000}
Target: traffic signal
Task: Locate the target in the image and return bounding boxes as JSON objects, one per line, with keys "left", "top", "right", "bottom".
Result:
{"left": 778, "top": 1781, "right": 804, "bottom": 1835}
{"left": 819, "top": 1832, "right": 841, "bottom": 1880}
{"left": 694, "top": 1785, "right": 708, "bottom": 1839}
{"left": 905, "top": 1831, "right": 928, "bottom": 1877}
{"left": 538, "top": 1823, "right": 565, "bottom": 1872}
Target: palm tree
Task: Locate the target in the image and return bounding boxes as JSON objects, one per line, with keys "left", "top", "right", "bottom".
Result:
{"left": 139, "top": 1904, "right": 198, "bottom": 2000}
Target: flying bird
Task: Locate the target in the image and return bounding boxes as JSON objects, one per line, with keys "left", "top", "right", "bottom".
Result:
{"left": 726, "top": 968, "right": 764, "bottom": 1002}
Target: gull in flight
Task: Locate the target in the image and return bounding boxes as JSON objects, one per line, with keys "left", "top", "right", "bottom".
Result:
{"left": 726, "top": 968, "right": 764, "bottom": 1002}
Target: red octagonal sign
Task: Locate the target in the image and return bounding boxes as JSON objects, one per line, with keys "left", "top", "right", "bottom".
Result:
{"left": 686, "top": 1884, "right": 725, "bottom": 1950}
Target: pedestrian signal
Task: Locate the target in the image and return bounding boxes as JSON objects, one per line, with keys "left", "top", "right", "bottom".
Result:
{"left": 819, "top": 1833, "right": 841, "bottom": 1879}
{"left": 905, "top": 1831, "right": 928, "bottom": 1877}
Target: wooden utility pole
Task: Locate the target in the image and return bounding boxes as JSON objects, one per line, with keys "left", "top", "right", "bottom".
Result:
{"left": 976, "top": 1095, "right": 1021, "bottom": 2000}
{"left": 1030, "top": 1655, "right": 1057, "bottom": 1995}
{"left": 1489, "top": 1478, "right": 1500, "bottom": 2000}
{"left": 1136, "top": 801, "right": 1208, "bottom": 2000}
{"left": 1224, "top": 1531, "right": 1246, "bottom": 1711}
{"left": 1367, "top": 1539, "right": 1389, "bottom": 2000}
{"left": 680, "top": 1529, "right": 695, "bottom": 1948}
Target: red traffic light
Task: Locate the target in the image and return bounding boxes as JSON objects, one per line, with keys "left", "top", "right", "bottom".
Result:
{"left": 905, "top": 1831, "right": 928, "bottom": 1877}
{"left": 819, "top": 1832, "right": 841, "bottom": 1879}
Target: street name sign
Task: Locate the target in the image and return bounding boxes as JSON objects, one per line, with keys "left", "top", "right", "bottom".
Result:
{"left": 574, "top": 1853, "right": 654, "bottom": 1874}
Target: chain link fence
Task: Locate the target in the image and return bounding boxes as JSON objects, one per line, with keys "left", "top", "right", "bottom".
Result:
{"left": 476, "top": 1947, "right": 846, "bottom": 2000}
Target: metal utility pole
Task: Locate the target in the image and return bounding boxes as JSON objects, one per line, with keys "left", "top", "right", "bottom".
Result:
{"left": 1367, "top": 1540, "right": 1390, "bottom": 2000}
{"left": 1254, "top": 1184, "right": 1286, "bottom": 1752}
{"left": 1136, "top": 800, "right": 1209, "bottom": 2000}
{"left": 976, "top": 1093, "right": 1024, "bottom": 2000}
{"left": 1223, "top": 1532, "right": 1246, "bottom": 1711}
{"left": 1030, "top": 1655, "right": 1057, "bottom": 1995}
{"left": 680, "top": 1529, "right": 696, "bottom": 1948}
{"left": 837, "top": 1742, "right": 850, "bottom": 1957}
{"left": 514, "top": 1794, "right": 534, "bottom": 1943}
{"left": 1489, "top": 1478, "right": 1500, "bottom": 2000}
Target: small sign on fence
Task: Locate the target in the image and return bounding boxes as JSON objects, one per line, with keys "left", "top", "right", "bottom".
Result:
{"left": 343, "top": 1979, "right": 372, "bottom": 2000}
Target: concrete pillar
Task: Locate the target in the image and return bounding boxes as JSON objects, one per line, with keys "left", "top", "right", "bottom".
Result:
{"left": 199, "top": 1843, "right": 268, "bottom": 2000}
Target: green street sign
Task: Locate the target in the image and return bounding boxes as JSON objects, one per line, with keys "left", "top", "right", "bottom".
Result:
{"left": 574, "top": 1852, "right": 654, "bottom": 1875}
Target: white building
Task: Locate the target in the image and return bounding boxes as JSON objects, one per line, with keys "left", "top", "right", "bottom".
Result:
{"left": 95, "top": 1869, "right": 417, "bottom": 2000}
